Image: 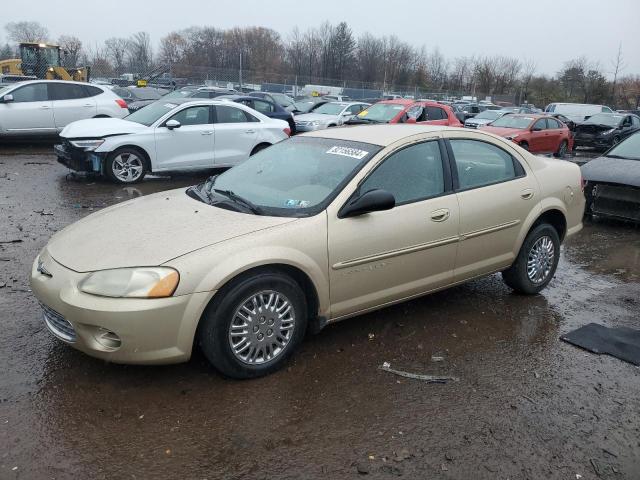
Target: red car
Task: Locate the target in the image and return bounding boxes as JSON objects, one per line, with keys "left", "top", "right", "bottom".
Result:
{"left": 349, "top": 99, "right": 462, "bottom": 127}
{"left": 480, "top": 114, "right": 573, "bottom": 157}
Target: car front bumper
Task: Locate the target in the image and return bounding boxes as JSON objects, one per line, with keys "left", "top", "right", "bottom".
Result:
{"left": 294, "top": 123, "right": 326, "bottom": 132}
{"left": 573, "top": 135, "right": 612, "bottom": 149}
{"left": 30, "top": 249, "right": 213, "bottom": 365}
{"left": 54, "top": 141, "right": 105, "bottom": 173}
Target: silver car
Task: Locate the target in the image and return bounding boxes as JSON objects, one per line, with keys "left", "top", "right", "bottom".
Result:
{"left": 295, "top": 101, "right": 369, "bottom": 132}
{"left": 0, "top": 80, "right": 129, "bottom": 137}
{"left": 464, "top": 109, "right": 511, "bottom": 129}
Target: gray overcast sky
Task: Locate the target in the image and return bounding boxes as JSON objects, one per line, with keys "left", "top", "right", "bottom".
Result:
{"left": 2, "top": 0, "right": 638, "bottom": 76}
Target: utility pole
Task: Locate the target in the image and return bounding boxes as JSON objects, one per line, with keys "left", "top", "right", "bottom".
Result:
{"left": 239, "top": 51, "right": 243, "bottom": 91}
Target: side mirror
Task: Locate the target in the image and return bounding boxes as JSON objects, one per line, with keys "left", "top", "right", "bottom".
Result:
{"left": 341, "top": 111, "right": 352, "bottom": 117}
{"left": 1, "top": 94, "right": 14, "bottom": 103}
{"left": 339, "top": 189, "right": 396, "bottom": 218}
{"left": 405, "top": 117, "right": 417, "bottom": 124}
{"left": 166, "top": 119, "right": 181, "bottom": 130}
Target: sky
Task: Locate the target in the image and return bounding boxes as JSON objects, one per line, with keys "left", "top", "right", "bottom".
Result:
{"left": 2, "top": 0, "right": 638, "bottom": 77}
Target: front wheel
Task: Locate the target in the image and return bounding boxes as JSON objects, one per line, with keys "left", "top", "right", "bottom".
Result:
{"left": 519, "top": 142, "right": 530, "bottom": 151}
{"left": 502, "top": 223, "right": 560, "bottom": 294}
{"left": 104, "top": 148, "right": 147, "bottom": 184}
{"left": 198, "top": 272, "right": 308, "bottom": 379}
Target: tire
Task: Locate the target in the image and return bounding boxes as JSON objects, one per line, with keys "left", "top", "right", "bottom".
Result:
{"left": 555, "top": 140, "right": 568, "bottom": 158}
{"left": 104, "top": 147, "right": 147, "bottom": 184}
{"left": 519, "top": 142, "right": 530, "bottom": 151}
{"left": 612, "top": 135, "right": 621, "bottom": 146}
{"left": 502, "top": 223, "right": 560, "bottom": 295}
{"left": 198, "top": 271, "right": 308, "bottom": 379}
{"left": 250, "top": 143, "right": 270, "bottom": 156}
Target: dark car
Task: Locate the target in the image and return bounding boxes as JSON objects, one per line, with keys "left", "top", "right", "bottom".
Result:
{"left": 112, "top": 86, "right": 167, "bottom": 112}
{"left": 547, "top": 112, "right": 577, "bottom": 131}
{"left": 248, "top": 92, "right": 296, "bottom": 110}
{"left": 574, "top": 113, "right": 640, "bottom": 150}
{"left": 451, "top": 103, "right": 482, "bottom": 123}
{"left": 581, "top": 131, "right": 640, "bottom": 223}
{"left": 289, "top": 97, "right": 330, "bottom": 114}
{"left": 217, "top": 95, "right": 295, "bottom": 133}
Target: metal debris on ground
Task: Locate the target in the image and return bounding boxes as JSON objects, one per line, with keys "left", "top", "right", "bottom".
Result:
{"left": 379, "top": 362, "right": 459, "bottom": 383}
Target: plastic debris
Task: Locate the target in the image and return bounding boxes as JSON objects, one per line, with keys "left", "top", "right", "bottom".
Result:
{"left": 379, "top": 362, "right": 458, "bottom": 383}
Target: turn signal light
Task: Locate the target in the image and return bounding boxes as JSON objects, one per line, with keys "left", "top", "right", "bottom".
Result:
{"left": 115, "top": 99, "right": 128, "bottom": 109}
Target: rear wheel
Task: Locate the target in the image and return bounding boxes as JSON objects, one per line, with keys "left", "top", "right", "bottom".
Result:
{"left": 612, "top": 135, "right": 621, "bottom": 146}
{"left": 555, "top": 140, "right": 568, "bottom": 158}
{"left": 502, "top": 223, "right": 560, "bottom": 294}
{"left": 198, "top": 272, "right": 308, "bottom": 379}
{"left": 104, "top": 148, "right": 147, "bottom": 184}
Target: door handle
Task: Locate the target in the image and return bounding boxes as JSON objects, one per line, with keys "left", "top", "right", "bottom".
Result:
{"left": 201, "top": 131, "right": 214, "bottom": 135}
{"left": 40, "top": 105, "right": 51, "bottom": 109}
{"left": 521, "top": 189, "right": 534, "bottom": 200}
{"left": 83, "top": 104, "right": 93, "bottom": 107}
{"left": 430, "top": 209, "right": 450, "bottom": 222}
{"left": 245, "top": 129, "right": 255, "bottom": 134}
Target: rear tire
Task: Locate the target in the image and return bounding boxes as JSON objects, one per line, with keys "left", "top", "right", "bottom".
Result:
{"left": 104, "top": 147, "right": 147, "bottom": 184}
{"left": 502, "top": 223, "right": 560, "bottom": 295}
{"left": 198, "top": 272, "right": 308, "bottom": 379}
{"left": 555, "top": 140, "right": 568, "bottom": 158}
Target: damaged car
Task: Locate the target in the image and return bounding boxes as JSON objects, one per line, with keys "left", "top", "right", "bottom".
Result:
{"left": 54, "top": 98, "right": 290, "bottom": 183}
{"left": 33, "top": 125, "right": 584, "bottom": 378}
{"left": 573, "top": 113, "right": 640, "bottom": 150}
{"left": 581, "top": 131, "right": 640, "bottom": 223}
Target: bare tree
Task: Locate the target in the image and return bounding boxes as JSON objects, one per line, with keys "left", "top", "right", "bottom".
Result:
{"left": 520, "top": 58, "right": 537, "bottom": 103}
{"left": 105, "top": 37, "right": 129, "bottom": 73}
{"left": 611, "top": 43, "right": 626, "bottom": 105}
{"left": 5, "top": 21, "right": 49, "bottom": 43}
{"left": 58, "top": 35, "right": 82, "bottom": 67}
{"left": 126, "top": 32, "right": 152, "bottom": 73}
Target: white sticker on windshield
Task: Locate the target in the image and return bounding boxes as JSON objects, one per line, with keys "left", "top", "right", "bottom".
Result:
{"left": 326, "top": 146, "right": 369, "bottom": 160}
{"left": 164, "top": 103, "right": 178, "bottom": 109}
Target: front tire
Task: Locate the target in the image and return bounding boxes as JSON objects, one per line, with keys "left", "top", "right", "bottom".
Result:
{"left": 198, "top": 272, "right": 308, "bottom": 379}
{"left": 104, "top": 148, "right": 147, "bottom": 184}
{"left": 502, "top": 223, "right": 560, "bottom": 294}
{"left": 519, "top": 142, "right": 530, "bottom": 151}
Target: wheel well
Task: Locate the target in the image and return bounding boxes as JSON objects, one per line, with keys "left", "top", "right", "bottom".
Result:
{"left": 519, "top": 140, "right": 529, "bottom": 147}
{"left": 93, "top": 115, "right": 110, "bottom": 118}
{"left": 532, "top": 209, "right": 567, "bottom": 241}
{"left": 251, "top": 143, "right": 271, "bottom": 155}
{"left": 109, "top": 145, "right": 152, "bottom": 172}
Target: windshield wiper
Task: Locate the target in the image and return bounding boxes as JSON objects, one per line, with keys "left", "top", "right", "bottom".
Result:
{"left": 213, "top": 188, "right": 263, "bottom": 215}
{"left": 605, "top": 154, "right": 633, "bottom": 160}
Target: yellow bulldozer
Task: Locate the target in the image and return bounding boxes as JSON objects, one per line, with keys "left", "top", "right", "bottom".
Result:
{"left": 0, "top": 42, "right": 90, "bottom": 82}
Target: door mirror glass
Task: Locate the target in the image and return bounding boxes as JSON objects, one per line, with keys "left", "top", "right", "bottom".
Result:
{"left": 166, "top": 119, "right": 181, "bottom": 130}
{"left": 2, "top": 94, "right": 14, "bottom": 103}
{"left": 339, "top": 189, "right": 396, "bottom": 218}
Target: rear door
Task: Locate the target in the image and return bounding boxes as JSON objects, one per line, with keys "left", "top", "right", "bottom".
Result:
{"left": 153, "top": 105, "right": 215, "bottom": 170}
{"left": 529, "top": 118, "right": 549, "bottom": 152}
{"left": 1, "top": 82, "right": 55, "bottom": 134}
{"left": 417, "top": 106, "right": 449, "bottom": 126}
{"left": 213, "top": 104, "right": 259, "bottom": 166}
{"left": 446, "top": 136, "right": 539, "bottom": 280}
{"left": 50, "top": 83, "right": 97, "bottom": 129}
{"left": 545, "top": 118, "right": 565, "bottom": 152}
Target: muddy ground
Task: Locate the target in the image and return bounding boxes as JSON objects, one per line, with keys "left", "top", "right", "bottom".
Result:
{"left": 0, "top": 146, "right": 638, "bottom": 480}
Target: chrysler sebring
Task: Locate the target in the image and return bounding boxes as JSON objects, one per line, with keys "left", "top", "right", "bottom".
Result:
{"left": 32, "top": 125, "right": 584, "bottom": 378}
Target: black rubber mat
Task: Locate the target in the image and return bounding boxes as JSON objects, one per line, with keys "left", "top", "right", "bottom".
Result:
{"left": 561, "top": 323, "right": 640, "bottom": 366}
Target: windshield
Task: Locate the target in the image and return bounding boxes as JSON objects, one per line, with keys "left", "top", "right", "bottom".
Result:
{"left": 606, "top": 133, "right": 640, "bottom": 160}
{"left": 585, "top": 113, "right": 623, "bottom": 127}
{"left": 475, "top": 110, "right": 502, "bottom": 120}
{"left": 313, "top": 103, "right": 346, "bottom": 115}
{"left": 163, "top": 89, "right": 195, "bottom": 99}
{"left": 125, "top": 101, "right": 178, "bottom": 126}
{"left": 292, "top": 101, "right": 318, "bottom": 113}
{"left": 0, "top": 85, "right": 13, "bottom": 96}
{"left": 202, "top": 137, "right": 381, "bottom": 216}
{"left": 489, "top": 116, "right": 534, "bottom": 129}
{"left": 357, "top": 103, "right": 406, "bottom": 122}
{"left": 271, "top": 93, "right": 294, "bottom": 106}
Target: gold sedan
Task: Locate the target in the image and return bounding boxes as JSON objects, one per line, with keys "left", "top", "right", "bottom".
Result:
{"left": 31, "top": 125, "right": 585, "bottom": 378}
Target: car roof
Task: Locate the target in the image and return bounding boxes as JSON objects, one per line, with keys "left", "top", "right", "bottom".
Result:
{"left": 300, "top": 124, "right": 457, "bottom": 146}
{"left": 377, "top": 99, "right": 415, "bottom": 105}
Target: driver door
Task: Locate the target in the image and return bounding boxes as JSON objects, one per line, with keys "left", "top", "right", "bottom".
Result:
{"left": 154, "top": 105, "right": 214, "bottom": 170}
{"left": 327, "top": 139, "right": 459, "bottom": 317}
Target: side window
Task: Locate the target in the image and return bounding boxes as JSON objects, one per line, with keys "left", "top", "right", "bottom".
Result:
{"left": 406, "top": 105, "right": 423, "bottom": 120}
{"left": 450, "top": 140, "right": 517, "bottom": 190}
{"left": 192, "top": 91, "right": 209, "bottom": 98}
{"left": 632, "top": 116, "right": 640, "bottom": 127}
{"left": 426, "top": 107, "right": 446, "bottom": 120}
{"left": 10, "top": 83, "right": 48, "bottom": 102}
{"left": 169, "top": 106, "right": 211, "bottom": 126}
{"left": 360, "top": 141, "right": 445, "bottom": 205}
{"left": 50, "top": 83, "right": 90, "bottom": 100}
{"left": 602, "top": 106, "right": 612, "bottom": 113}
{"left": 84, "top": 85, "right": 104, "bottom": 97}
{"left": 547, "top": 118, "right": 562, "bottom": 129}
{"left": 253, "top": 100, "right": 273, "bottom": 114}
{"left": 215, "top": 105, "right": 258, "bottom": 123}
{"left": 347, "top": 104, "right": 362, "bottom": 114}
{"left": 532, "top": 119, "right": 547, "bottom": 130}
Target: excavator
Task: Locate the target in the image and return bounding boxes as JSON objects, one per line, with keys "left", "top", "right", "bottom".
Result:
{"left": 0, "top": 42, "right": 90, "bottom": 82}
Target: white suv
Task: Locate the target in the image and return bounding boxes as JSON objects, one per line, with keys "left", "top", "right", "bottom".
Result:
{"left": 0, "top": 80, "right": 129, "bottom": 138}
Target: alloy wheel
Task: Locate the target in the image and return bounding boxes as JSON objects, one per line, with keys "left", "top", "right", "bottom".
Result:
{"left": 526, "top": 236, "right": 555, "bottom": 284}
{"left": 112, "top": 152, "right": 143, "bottom": 182}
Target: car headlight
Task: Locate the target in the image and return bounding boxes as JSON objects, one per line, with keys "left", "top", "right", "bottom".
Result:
{"left": 600, "top": 129, "right": 615, "bottom": 136}
{"left": 310, "top": 121, "right": 320, "bottom": 126}
{"left": 505, "top": 135, "right": 517, "bottom": 141}
{"left": 79, "top": 267, "right": 179, "bottom": 298}
{"left": 70, "top": 139, "right": 105, "bottom": 151}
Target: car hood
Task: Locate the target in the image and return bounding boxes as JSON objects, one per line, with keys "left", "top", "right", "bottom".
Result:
{"left": 466, "top": 118, "right": 493, "bottom": 125}
{"left": 479, "top": 126, "right": 526, "bottom": 137}
{"left": 581, "top": 156, "right": 640, "bottom": 187}
{"left": 60, "top": 118, "right": 148, "bottom": 139}
{"left": 575, "top": 123, "right": 618, "bottom": 134}
{"left": 46, "top": 189, "right": 297, "bottom": 272}
{"left": 295, "top": 113, "right": 338, "bottom": 123}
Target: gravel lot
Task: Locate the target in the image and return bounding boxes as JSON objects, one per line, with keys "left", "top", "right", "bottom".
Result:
{"left": 1, "top": 145, "right": 639, "bottom": 480}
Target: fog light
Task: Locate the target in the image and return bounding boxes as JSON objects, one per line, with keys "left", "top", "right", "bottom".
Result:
{"left": 95, "top": 328, "right": 122, "bottom": 350}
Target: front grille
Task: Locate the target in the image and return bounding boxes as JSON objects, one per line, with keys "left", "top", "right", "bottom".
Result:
{"left": 41, "top": 303, "right": 76, "bottom": 342}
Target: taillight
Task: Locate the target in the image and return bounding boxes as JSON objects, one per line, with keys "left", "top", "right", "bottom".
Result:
{"left": 283, "top": 127, "right": 291, "bottom": 137}
{"left": 115, "top": 99, "right": 128, "bottom": 109}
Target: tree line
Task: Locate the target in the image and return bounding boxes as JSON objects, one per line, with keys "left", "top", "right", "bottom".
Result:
{"left": 1, "top": 20, "right": 639, "bottom": 108}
